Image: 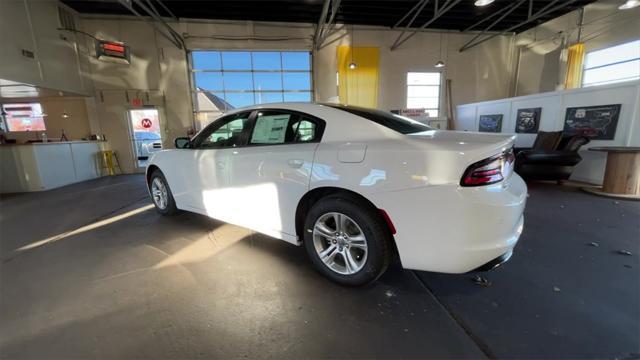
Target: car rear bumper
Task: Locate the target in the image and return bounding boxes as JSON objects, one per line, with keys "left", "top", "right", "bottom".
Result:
{"left": 469, "top": 250, "right": 513, "bottom": 272}
{"left": 371, "top": 174, "right": 527, "bottom": 273}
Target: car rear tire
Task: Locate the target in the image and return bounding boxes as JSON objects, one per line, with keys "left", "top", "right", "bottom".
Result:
{"left": 303, "top": 194, "right": 391, "bottom": 286}
{"left": 149, "top": 170, "right": 178, "bottom": 216}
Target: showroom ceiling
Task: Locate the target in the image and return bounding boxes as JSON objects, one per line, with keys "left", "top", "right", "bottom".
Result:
{"left": 62, "top": 0, "right": 596, "bottom": 33}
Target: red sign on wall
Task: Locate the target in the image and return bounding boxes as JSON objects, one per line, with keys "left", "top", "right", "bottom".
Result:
{"left": 131, "top": 98, "right": 143, "bottom": 107}
{"left": 141, "top": 118, "right": 153, "bottom": 128}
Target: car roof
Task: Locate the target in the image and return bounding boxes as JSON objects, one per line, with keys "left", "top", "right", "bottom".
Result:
{"left": 226, "top": 102, "right": 328, "bottom": 113}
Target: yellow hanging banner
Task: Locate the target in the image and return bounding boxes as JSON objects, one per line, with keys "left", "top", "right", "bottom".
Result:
{"left": 337, "top": 45, "right": 380, "bottom": 108}
{"left": 564, "top": 43, "right": 585, "bottom": 89}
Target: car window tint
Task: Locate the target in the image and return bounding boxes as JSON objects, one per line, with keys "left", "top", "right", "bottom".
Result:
{"left": 250, "top": 111, "right": 294, "bottom": 145}
{"left": 325, "top": 104, "right": 432, "bottom": 134}
{"left": 195, "top": 112, "right": 251, "bottom": 148}
{"left": 291, "top": 118, "right": 317, "bottom": 142}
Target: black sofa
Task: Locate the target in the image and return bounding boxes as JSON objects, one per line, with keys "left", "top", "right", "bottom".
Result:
{"left": 515, "top": 131, "right": 590, "bottom": 181}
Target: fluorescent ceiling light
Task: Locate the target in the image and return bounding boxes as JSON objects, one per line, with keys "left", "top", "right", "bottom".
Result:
{"left": 619, "top": 0, "right": 640, "bottom": 9}
{"left": 474, "top": 0, "right": 495, "bottom": 6}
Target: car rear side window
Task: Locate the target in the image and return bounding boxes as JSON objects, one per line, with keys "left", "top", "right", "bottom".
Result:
{"left": 291, "top": 117, "right": 317, "bottom": 142}
{"left": 249, "top": 110, "right": 322, "bottom": 145}
{"left": 250, "top": 111, "right": 294, "bottom": 145}
{"left": 325, "top": 104, "right": 431, "bottom": 134}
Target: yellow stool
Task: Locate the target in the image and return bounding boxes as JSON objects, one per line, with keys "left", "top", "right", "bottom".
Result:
{"left": 98, "top": 150, "right": 122, "bottom": 176}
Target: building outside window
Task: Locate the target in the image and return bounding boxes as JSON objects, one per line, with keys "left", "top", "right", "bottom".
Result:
{"left": 406, "top": 72, "right": 441, "bottom": 118}
{"left": 582, "top": 39, "right": 640, "bottom": 87}
{"left": 191, "top": 50, "right": 313, "bottom": 127}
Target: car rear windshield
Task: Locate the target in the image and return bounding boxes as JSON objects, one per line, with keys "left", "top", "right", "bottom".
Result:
{"left": 325, "top": 104, "right": 432, "bottom": 134}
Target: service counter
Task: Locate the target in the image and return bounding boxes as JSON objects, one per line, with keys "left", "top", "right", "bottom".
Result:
{"left": 0, "top": 141, "right": 107, "bottom": 193}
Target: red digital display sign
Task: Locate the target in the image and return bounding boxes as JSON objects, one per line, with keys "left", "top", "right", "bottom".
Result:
{"left": 96, "top": 40, "right": 130, "bottom": 64}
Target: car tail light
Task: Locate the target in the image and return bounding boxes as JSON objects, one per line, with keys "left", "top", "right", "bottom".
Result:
{"left": 460, "top": 149, "right": 515, "bottom": 187}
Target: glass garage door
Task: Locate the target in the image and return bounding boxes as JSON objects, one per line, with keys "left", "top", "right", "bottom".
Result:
{"left": 191, "top": 50, "right": 313, "bottom": 127}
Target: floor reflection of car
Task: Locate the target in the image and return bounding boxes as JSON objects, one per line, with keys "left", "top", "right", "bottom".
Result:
{"left": 135, "top": 131, "right": 162, "bottom": 160}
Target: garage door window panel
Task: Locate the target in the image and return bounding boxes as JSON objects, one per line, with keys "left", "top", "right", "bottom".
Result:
{"left": 283, "top": 73, "right": 311, "bottom": 90}
{"left": 224, "top": 93, "right": 255, "bottom": 108}
{"left": 191, "top": 51, "right": 313, "bottom": 123}
{"left": 252, "top": 52, "right": 281, "bottom": 70}
{"left": 284, "top": 92, "right": 312, "bottom": 102}
{"left": 192, "top": 51, "right": 221, "bottom": 70}
{"left": 194, "top": 72, "right": 224, "bottom": 91}
{"left": 282, "top": 52, "right": 311, "bottom": 70}
{"left": 254, "top": 73, "right": 282, "bottom": 91}
{"left": 221, "top": 52, "right": 251, "bottom": 70}
{"left": 223, "top": 72, "right": 253, "bottom": 90}
{"left": 256, "top": 92, "right": 284, "bottom": 104}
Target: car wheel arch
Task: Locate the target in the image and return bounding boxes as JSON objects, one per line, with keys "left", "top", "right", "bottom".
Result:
{"left": 294, "top": 187, "right": 397, "bottom": 249}
{"left": 146, "top": 165, "right": 160, "bottom": 185}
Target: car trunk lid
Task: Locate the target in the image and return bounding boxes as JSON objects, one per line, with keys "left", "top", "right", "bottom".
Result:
{"left": 405, "top": 130, "right": 516, "bottom": 186}
{"left": 407, "top": 130, "right": 515, "bottom": 155}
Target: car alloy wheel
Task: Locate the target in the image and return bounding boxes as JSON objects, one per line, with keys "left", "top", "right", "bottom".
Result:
{"left": 151, "top": 177, "right": 168, "bottom": 210}
{"left": 312, "top": 212, "right": 368, "bottom": 275}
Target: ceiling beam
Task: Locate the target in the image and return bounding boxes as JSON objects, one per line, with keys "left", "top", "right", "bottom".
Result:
{"left": 459, "top": 0, "right": 578, "bottom": 52}
{"left": 155, "top": 0, "right": 178, "bottom": 21}
{"left": 392, "top": 0, "right": 428, "bottom": 28}
{"left": 389, "top": 0, "right": 430, "bottom": 46}
{"left": 117, "top": 0, "right": 184, "bottom": 49}
{"left": 463, "top": 3, "right": 520, "bottom": 32}
{"left": 459, "top": 0, "right": 526, "bottom": 50}
{"left": 390, "top": 0, "right": 461, "bottom": 51}
{"left": 313, "top": 0, "right": 332, "bottom": 49}
{"left": 317, "top": 0, "right": 342, "bottom": 49}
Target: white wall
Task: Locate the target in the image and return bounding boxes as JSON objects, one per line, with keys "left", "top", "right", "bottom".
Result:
{"left": 313, "top": 27, "right": 516, "bottom": 113}
{"left": 515, "top": 0, "right": 640, "bottom": 95}
{"left": 0, "top": 0, "right": 92, "bottom": 95}
{"left": 456, "top": 80, "right": 640, "bottom": 184}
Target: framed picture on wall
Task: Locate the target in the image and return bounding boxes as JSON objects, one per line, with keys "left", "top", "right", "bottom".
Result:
{"left": 563, "top": 104, "right": 621, "bottom": 140}
{"left": 478, "top": 114, "right": 503, "bottom": 133}
{"left": 515, "top": 107, "right": 541, "bottom": 133}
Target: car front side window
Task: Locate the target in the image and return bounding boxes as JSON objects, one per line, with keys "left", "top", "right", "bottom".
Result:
{"left": 192, "top": 112, "right": 252, "bottom": 149}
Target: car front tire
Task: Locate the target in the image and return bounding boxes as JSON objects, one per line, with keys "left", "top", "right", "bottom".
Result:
{"left": 303, "top": 194, "right": 391, "bottom": 286}
{"left": 149, "top": 170, "right": 178, "bottom": 216}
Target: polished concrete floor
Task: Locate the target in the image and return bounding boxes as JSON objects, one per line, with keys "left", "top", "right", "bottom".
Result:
{"left": 1, "top": 175, "right": 638, "bottom": 359}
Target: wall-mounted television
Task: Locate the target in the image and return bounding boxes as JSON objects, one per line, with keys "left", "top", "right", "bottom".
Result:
{"left": 1, "top": 103, "right": 46, "bottom": 132}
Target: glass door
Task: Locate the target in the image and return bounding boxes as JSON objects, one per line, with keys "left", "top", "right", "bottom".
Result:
{"left": 128, "top": 108, "right": 162, "bottom": 169}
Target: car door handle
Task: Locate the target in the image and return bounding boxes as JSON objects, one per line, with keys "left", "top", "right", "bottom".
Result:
{"left": 287, "top": 159, "right": 304, "bottom": 169}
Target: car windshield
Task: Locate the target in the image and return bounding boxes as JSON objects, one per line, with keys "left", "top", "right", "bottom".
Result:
{"left": 325, "top": 104, "right": 432, "bottom": 134}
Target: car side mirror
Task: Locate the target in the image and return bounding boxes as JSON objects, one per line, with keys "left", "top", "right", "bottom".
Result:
{"left": 174, "top": 137, "right": 191, "bottom": 149}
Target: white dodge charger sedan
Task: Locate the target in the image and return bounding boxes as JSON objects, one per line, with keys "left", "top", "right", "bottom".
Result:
{"left": 146, "top": 103, "right": 526, "bottom": 285}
